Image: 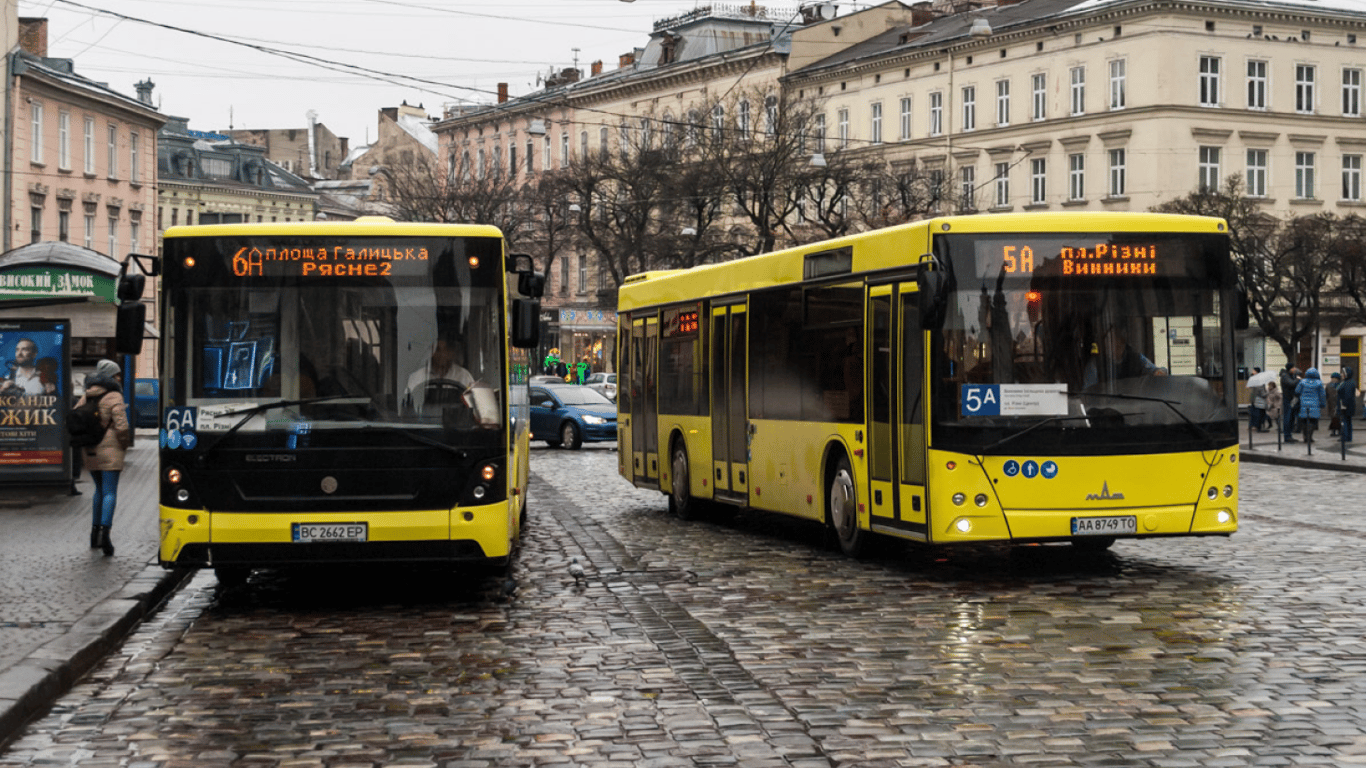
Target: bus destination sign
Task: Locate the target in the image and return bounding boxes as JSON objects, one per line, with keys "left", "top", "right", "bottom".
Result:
{"left": 976, "top": 240, "right": 1181, "bottom": 280}
{"left": 229, "top": 245, "right": 430, "bottom": 278}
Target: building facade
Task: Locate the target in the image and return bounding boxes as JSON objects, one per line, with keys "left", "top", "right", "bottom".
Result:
{"left": 224, "top": 114, "right": 350, "bottom": 181}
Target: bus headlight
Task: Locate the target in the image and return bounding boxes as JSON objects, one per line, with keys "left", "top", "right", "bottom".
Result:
{"left": 472, "top": 486, "right": 487, "bottom": 500}
{"left": 176, "top": 489, "right": 190, "bottom": 503}
{"left": 1223, "top": 485, "right": 1234, "bottom": 498}
{"left": 1216, "top": 510, "right": 1232, "bottom": 524}
{"left": 1207, "top": 486, "right": 1219, "bottom": 500}
{"left": 955, "top": 518, "right": 973, "bottom": 533}
{"left": 952, "top": 492, "right": 966, "bottom": 506}
{"left": 974, "top": 493, "right": 989, "bottom": 507}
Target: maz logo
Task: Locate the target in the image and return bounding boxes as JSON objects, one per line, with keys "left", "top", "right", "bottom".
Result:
{"left": 1086, "top": 482, "right": 1125, "bottom": 501}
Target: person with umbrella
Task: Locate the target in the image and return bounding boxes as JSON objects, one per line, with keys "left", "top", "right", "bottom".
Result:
{"left": 1247, "top": 367, "right": 1277, "bottom": 433}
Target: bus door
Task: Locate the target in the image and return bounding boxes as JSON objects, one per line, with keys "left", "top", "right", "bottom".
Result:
{"left": 711, "top": 302, "right": 749, "bottom": 502}
{"left": 630, "top": 315, "right": 660, "bottom": 487}
{"left": 866, "top": 285, "right": 927, "bottom": 541}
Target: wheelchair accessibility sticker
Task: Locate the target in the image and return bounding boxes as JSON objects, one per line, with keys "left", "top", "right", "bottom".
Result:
{"left": 1003, "top": 459, "right": 1059, "bottom": 479}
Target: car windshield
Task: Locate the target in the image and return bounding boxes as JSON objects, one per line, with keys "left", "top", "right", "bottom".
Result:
{"left": 553, "top": 387, "right": 612, "bottom": 406}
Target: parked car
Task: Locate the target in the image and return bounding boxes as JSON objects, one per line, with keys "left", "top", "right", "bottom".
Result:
{"left": 530, "top": 374, "right": 566, "bottom": 385}
{"left": 529, "top": 383, "right": 617, "bottom": 449}
{"left": 133, "top": 378, "right": 159, "bottom": 428}
{"left": 584, "top": 372, "right": 617, "bottom": 401}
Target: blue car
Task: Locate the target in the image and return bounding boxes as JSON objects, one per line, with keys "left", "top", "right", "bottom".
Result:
{"left": 133, "top": 378, "right": 159, "bottom": 428}
{"left": 529, "top": 383, "right": 617, "bottom": 449}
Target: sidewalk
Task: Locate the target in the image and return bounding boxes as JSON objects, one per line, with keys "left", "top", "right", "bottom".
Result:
{"left": 1238, "top": 419, "right": 1366, "bottom": 473}
{"left": 0, "top": 432, "right": 190, "bottom": 748}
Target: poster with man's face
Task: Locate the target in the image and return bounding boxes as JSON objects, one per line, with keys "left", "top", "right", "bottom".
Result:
{"left": 0, "top": 319, "right": 71, "bottom": 481}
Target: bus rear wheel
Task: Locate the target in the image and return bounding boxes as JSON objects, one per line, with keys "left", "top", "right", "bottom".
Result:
{"left": 828, "top": 455, "right": 868, "bottom": 558}
{"left": 669, "top": 440, "right": 697, "bottom": 520}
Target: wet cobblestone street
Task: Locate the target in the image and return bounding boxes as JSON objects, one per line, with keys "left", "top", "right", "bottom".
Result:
{"left": 3, "top": 444, "right": 1366, "bottom": 767}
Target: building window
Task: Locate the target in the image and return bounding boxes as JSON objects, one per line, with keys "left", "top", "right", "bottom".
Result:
{"left": 107, "top": 124, "right": 118, "bottom": 178}
{"left": 994, "top": 162, "right": 1010, "bottom": 207}
{"left": 1296, "top": 151, "right": 1316, "bottom": 198}
{"left": 84, "top": 212, "right": 95, "bottom": 249}
{"left": 83, "top": 117, "right": 95, "bottom": 174}
{"left": 577, "top": 254, "right": 588, "bottom": 293}
{"left": 1108, "top": 148, "right": 1126, "bottom": 196}
{"left": 765, "top": 95, "right": 778, "bottom": 138}
{"left": 929, "top": 91, "right": 943, "bottom": 136}
{"left": 1032, "top": 73, "right": 1047, "bottom": 121}
{"left": 527, "top": 139, "right": 535, "bottom": 174}
{"left": 561, "top": 133, "right": 569, "bottom": 167}
{"left": 1198, "top": 146, "right": 1221, "bottom": 191}
{"left": 476, "top": 147, "right": 485, "bottom": 179}
{"left": 130, "top": 211, "right": 141, "bottom": 251}
{"left": 1031, "top": 157, "right": 1047, "bottom": 204}
{"left": 1070, "top": 66, "right": 1086, "bottom": 116}
{"left": 961, "top": 86, "right": 976, "bottom": 132}
{"left": 108, "top": 214, "right": 118, "bottom": 256}
{"left": 508, "top": 144, "right": 517, "bottom": 176}
{"left": 58, "top": 209, "right": 69, "bottom": 242}
{"left": 560, "top": 255, "right": 570, "bottom": 296}
{"left": 899, "top": 97, "right": 912, "bottom": 140}
{"left": 1246, "top": 149, "right": 1268, "bottom": 197}
{"left": 995, "top": 80, "right": 1010, "bottom": 126}
{"left": 58, "top": 111, "right": 70, "bottom": 170}
{"left": 599, "top": 126, "right": 609, "bottom": 156}
{"left": 1296, "top": 64, "right": 1317, "bottom": 113}
{"left": 544, "top": 136, "right": 552, "bottom": 170}
{"left": 29, "top": 197, "right": 42, "bottom": 244}
{"left": 959, "top": 165, "right": 975, "bottom": 211}
{"left": 30, "top": 102, "right": 43, "bottom": 163}
{"left": 1344, "top": 68, "right": 1362, "bottom": 117}
{"left": 711, "top": 104, "right": 725, "bottom": 137}
{"left": 870, "top": 101, "right": 882, "bottom": 144}
{"left": 738, "top": 100, "right": 752, "bottom": 140}
{"left": 1109, "top": 59, "right": 1126, "bottom": 110}
{"left": 1247, "top": 60, "right": 1268, "bottom": 110}
{"left": 1344, "top": 154, "right": 1362, "bottom": 201}
{"left": 1199, "top": 56, "right": 1221, "bottom": 107}
{"left": 130, "top": 132, "right": 140, "bottom": 184}
{"left": 837, "top": 108, "right": 849, "bottom": 148}
{"left": 579, "top": 130, "right": 588, "bottom": 158}
{"left": 1068, "top": 153, "right": 1085, "bottom": 200}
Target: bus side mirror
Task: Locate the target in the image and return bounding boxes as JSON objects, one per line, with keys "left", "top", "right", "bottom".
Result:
{"left": 917, "top": 269, "right": 950, "bottom": 330}
{"left": 115, "top": 301, "right": 146, "bottom": 355}
{"left": 507, "top": 253, "right": 545, "bottom": 298}
{"left": 512, "top": 298, "right": 540, "bottom": 349}
{"left": 117, "top": 273, "right": 145, "bottom": 301}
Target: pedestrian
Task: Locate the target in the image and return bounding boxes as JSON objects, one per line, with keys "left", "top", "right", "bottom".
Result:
{"left": 1339, "top": 366, "right": 1357, "bottom": 443}
{"left": 1327, "top": 372, "right": 1341, "bottom": 436}
{"left": 1281, "top": 365, "right": 1301, "bottom": 442}
{"left": 75, "top": 359, "right": 131, "bottom": 556}
{"left": 1295, "top": 367, "right": 1325, "bottom": 444}
{"left": 1265, "top": 381, "right": 1282, "bottom": 437}
{"left": 1249, "top": 368, "right": 1267, "bottom": 433}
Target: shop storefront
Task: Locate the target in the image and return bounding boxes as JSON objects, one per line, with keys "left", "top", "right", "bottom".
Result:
{"left": 557, "top": 307, "right": 617, "bottom": 377}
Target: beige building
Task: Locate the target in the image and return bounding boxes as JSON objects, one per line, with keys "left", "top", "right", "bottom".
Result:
{"left": 224, "top": 114, "right": 350, "bottom": 181}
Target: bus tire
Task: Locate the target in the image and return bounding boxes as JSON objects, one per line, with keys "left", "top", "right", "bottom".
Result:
{"left": 828, "top": 454, "right": 868, "bottom": 558}
{"left": 668, "top": 438, "right": 697, "bottom": 520}
{"left": 561, "top": 421, "right": 583, "bottom": 450}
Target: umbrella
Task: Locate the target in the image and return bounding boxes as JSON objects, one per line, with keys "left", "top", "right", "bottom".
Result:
{"left": 1247, "top": 370, "right": 1277, "bottom": 388}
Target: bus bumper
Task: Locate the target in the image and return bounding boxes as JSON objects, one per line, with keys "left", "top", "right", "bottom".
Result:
{"left": 158, "top": 504, "right": 515, "bottom": 569}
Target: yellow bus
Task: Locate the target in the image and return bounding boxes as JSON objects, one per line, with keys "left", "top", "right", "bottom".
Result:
{"left": 617, "top": 212, "right": 1240, "bottom": 556}
{"left": 122, "top": 218, "right": 543, "bottom": 584}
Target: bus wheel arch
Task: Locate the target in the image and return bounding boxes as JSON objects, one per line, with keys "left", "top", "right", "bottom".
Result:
{"left": 824, "top": 446, "right": 869, "bottom": 558}
{"left": 668, "top": 431, "right": 697, "bottom": 520}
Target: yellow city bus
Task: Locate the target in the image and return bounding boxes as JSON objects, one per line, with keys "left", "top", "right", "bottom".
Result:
{"left": 128, "top": 218, "right": 543, "bottom": 584}
{"left": 617, "top": 212, "right": 1240, "bottom": 556}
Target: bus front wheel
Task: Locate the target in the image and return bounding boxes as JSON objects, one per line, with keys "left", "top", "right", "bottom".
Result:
{"left": 828, "top": 455, "right": 868, "bottom": 558}
{"left": 669, "top": 439, "right": 697, "bottom": 520}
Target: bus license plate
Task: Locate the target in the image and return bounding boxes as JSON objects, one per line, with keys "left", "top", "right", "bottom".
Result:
{"left": 292, "top": 522, "right": 368, "bottom": 543}
{"left": 1071, "top": 515, "right": 1136, "bottom": 536}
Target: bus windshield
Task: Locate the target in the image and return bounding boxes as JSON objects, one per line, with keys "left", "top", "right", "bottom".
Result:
{"left": 931, "top": 231, "right": 1238, "bottom": 455}
{"left": 164, "top": 235, "right": 506, "bottom": 444}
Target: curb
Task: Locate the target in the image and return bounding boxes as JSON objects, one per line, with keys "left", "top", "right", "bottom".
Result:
{"left": 0, "top": 564, "right": 193, "bottom": 749}
{"left": 1240, "top": 446, "right": 1366, "bottom": 474}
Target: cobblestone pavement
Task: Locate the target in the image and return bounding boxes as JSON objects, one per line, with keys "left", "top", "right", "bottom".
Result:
{"left": 4, "top": 443, "right": 1366, "bottom": 767}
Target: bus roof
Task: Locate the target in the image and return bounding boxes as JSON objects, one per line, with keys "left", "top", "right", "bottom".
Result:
{"left": 618, "top": 212, "right": 1227, "bottom": 311}
{"left": 162, "top": 217, "right": 505, "bottom": 241}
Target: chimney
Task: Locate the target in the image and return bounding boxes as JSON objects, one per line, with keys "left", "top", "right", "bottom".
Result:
{"left": 619, "top": 52, "right": 636, "bottom": 69}
{"left": 17, "top": 18, "right": 47, "bottom": 57}
{"left": 591, "top": 60, "right": 603, "bottom": 77}
{"left": 497, "top": 83, "right": 509, "bottom": 103}
{"left": 135, "top": 79, "right": 155, "bottom": 105}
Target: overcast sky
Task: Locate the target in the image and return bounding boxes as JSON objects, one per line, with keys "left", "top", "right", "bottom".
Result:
{"left": 17, "top": 0, "right": 713, "bottom": 146}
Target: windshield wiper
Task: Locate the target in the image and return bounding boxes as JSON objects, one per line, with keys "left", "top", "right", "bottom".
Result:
{"left": 1072, "top": 390, "right": 1214, "bottom": 442}
{"left": 982, "top": 414, "right": 1098, "bottom": 453}
{"left": 196, "top": 394, "right": 360, "bottom": 458}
